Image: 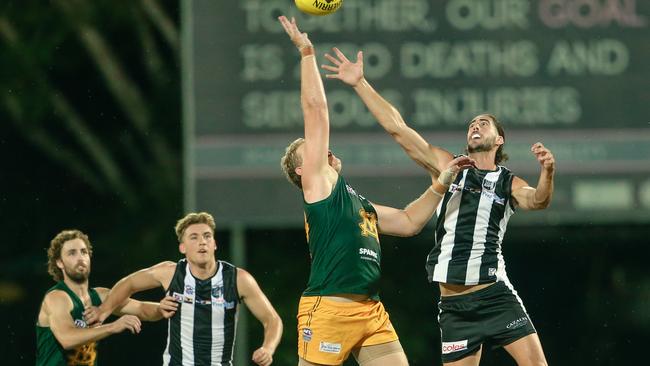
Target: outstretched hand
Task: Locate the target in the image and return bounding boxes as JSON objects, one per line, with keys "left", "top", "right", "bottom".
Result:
{"left": 531, "top": 142, "right": 555, "bottom": 172}
{"left": 278, "top": 16, "right": 312, "bottom": 52}
{"left": 438, "top": 155, "right": 477, "bottom": 186}
{"left": 322, "top": 47, "right": 364, "bottom": 87}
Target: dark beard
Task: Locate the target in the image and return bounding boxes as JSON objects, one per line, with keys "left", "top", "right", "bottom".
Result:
{"left": 65, "top": 267, "right": 89, "bottom": 284}
{"left": 467, "top": 142, "right": 493, "bottom": 153}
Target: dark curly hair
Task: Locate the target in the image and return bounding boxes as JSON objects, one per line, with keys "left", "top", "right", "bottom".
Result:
{"left": 47, "top": 230, "right": 92, "bottom": 282}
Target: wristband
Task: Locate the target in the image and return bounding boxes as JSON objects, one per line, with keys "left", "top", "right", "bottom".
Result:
{"left": 429, "top": 184, "right": 447, "bottom": 198}
{"left": 300, "top": 46, "right": 314, "bottom": 57}
{"left": 437, "top": 168, "right": 456, "bottom": 186}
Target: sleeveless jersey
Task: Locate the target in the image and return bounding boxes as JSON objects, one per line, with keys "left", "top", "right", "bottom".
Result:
{"left": 303, "top": 175, "right": 382, "bottom": 300}
{"left": 426, "top": 166, "right": 516, "bottom": 285}
{"left": 163, "top": 259, "right": 239, "bottom": 366}
{"left": 36, "top": 281, "right": 102, "bottom": 366}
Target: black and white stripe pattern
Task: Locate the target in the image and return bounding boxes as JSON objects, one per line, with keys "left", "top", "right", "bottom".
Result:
{"left": 427, "top": 166, "right": 515, "bottom": 285}
{"left": 163, "top": 259, "right": 239, "bottom": 366}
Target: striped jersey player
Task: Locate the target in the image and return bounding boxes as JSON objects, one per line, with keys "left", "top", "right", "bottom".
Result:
{"left": 332, "top": 52, "right": 556, "bottom": 366}
{"left": 84, "top": 212, "right": 283, "bottom": 366}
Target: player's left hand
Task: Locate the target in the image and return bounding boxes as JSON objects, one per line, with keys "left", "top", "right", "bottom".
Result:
{"left": 158, "top": 295, "right": 179, "bottom": 319}
{"left": 322, "top": 47, "right": 364, "bottom": 87}
{"left": 252, "top": 346, "right": 273, "bottom": 366}
{"left": 531, "top": 142, "right": 555, "bottom": 172}
{"left": 436, "top": 155, "right": 477, "bottom": 186}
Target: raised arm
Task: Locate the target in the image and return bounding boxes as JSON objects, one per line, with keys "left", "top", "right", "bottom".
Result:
{"left": 84, "top": 261, "right": 175, "bottom": 325}
{"left": 322, "top": 47, "right": 453, "bottom": 175}
{"left": 94, "top": 287, "right": 164, "bottom": 322}
{"left": 238, "top": 269, "right": 283, "bottom": 366}
{"left": 279, "top": 16, "right": 334, "bottom": 202}
{"left": 44, "top": 290, "right": 141, "bottom": 350}
{"left": 512, "top": 142, "right": 555, "bottom": 210}
{"left": 375, "top": 155, "right": 476, "bottom": 236}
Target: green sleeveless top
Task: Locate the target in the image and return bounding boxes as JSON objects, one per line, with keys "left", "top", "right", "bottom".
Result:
{"left": 303, "top": 175, "right": 382, "bottom": 300}
{"left": 36, "top": 281, "right": 102, "bottom": 366}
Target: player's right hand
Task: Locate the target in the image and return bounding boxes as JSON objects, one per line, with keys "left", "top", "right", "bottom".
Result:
{"left": 278, "top": 16, "right": 312, "bottom": 52}
{"left": 112, "top": 314, "right": 142, "bottom": 334}
{"left": 158, "top": 295, "right": 179, "bottom": 319}
{"left": 252, "top": 346, "right": 273, "bottom": 366}
{"left": 83, "top": 305, "right": 110, "bottom": 327}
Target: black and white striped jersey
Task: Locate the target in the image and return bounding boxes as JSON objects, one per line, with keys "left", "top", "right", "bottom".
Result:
{"left": 426, "top": 166, "right": 516, "bottom": 285}
{"left": 163, "top": 259, "right": 239, "bottom": 366}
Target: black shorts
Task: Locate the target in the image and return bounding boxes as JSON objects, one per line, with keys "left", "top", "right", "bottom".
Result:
{"left": 437, "top": 281, "right": 536, "bottom": 363}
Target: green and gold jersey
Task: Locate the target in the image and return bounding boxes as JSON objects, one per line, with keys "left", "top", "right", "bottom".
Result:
{"left": 303, "top": 175, "right": 382, "bottom": 300}
{"left": 36, "top": 281, "right": 102, "bottom": 366}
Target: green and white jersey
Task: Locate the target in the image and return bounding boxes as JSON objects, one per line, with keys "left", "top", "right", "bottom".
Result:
{"left": 303, "top": 175, "right": 382, "bottom": 300}
{"left": 36, "top": 281, "right": 102, "bottom": 366}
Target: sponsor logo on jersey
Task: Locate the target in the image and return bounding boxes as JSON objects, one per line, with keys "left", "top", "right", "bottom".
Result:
{"left": 319, "top": 341, "right": 341, "bottom": 354}
{"left": 185, "top": 285, "right": 194, "bottom": 295}
{"left": 359, "top": 247, "right": 379, "bottom": 260}
{"left": 172, "top": 292, "right": 184, "bottom": 302}
{"left": 488, "top": 267, "right": 497, "bottom": 277}
{"left": 481, "top": 190, "right": 506, "bottom": 205}
{"left": 302, "top": 327, "right": 313, "bottom": 342}
{"left": 506, "top": 316, "right": 529, "bottom": 329}
{"left": 224, "top": 301, "right": 236, "bottom": 310}
{"left": 346, "top": 185, "right": 358, "bottom": 196}
{"left": 442, "top": 340, "right": 468, "bottom": 354}
{"left": 211, "top": 285, "right": 223, "bottom": 298}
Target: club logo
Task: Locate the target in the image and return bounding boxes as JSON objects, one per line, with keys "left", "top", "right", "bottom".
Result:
{"left": 358, "top": 209, "right": 379, "bottom": 241}
{"left": 74, "top": 318, "right": 87, "bottom": 328}
{"left": 302, "top": 327, "right": 313, "bottom": 342}
{"left": 185, "top": 285, "right": 194, "bottom": 295}
{"left": 211, "top": 285, "right": 223, "bottom": 298}
{"left": 482, "top": 178, "right": 496, "bottom": 191}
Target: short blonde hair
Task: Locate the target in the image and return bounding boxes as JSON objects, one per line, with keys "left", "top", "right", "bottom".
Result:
{"left": 174, "top": 212, "right": 216, "bottom": 242}
{"left": 47, "top": 230, "right": 93, "bottom": 282}
{"left": 280, "top": 137, "right": 305, "bottom": 189}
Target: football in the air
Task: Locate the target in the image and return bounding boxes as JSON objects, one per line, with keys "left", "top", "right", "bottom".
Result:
{"left": 295, "top": 0, "right": 343, "bottom": 16}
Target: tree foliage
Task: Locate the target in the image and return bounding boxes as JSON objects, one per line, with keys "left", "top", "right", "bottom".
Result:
{"left": 0, "top": 0, "right": 182, "bottom": 267}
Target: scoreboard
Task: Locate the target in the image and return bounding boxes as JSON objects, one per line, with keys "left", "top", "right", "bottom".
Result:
{"left": 183, "top": 0, "right": 650, "bottom": 226}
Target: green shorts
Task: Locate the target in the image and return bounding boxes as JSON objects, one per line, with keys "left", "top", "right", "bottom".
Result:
{"left": 437, "top": 281, "right": 536, "bottom": 363}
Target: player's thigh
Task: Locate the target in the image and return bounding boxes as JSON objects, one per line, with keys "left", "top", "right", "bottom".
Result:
{"left": 444, "top": 345, "right": 482, "bottom": 366}
{"left": 353, "top": 340, "right": 407, "bottom": 366}
{"left": 503, "top": 333, "right": 548, "bottom": 366}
